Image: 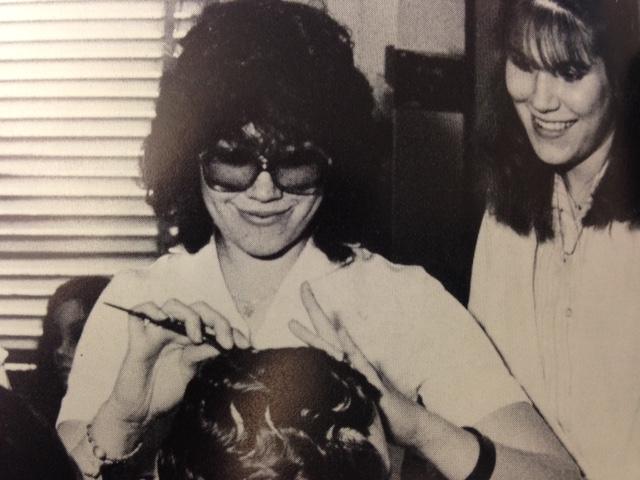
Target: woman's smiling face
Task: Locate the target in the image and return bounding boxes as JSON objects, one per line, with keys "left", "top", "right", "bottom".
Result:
{"left": 202, "top": 177, "right": 323, "bottom": 259}
{"left": 505, "top": 52, "right": 614, "bottom": 168}
{"left": 201, "top": 123, "right": 324, "bottom": 258}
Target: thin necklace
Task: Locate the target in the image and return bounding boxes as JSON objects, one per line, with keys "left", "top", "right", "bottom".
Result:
{"left": 229, "top": 287, "right": 278, "bottom": 318}
{"left": 217, "top": 242, "right": 287, "bottom": 319}
{"left": 557, "top": 161, "right": 608, "bottom": 257}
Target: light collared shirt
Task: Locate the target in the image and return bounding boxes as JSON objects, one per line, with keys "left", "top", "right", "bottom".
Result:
{"left": 61, "top": 238, "right": 527, "bottom": 478}
{"left": 470, "top": 208, "right": 640, "bottom": 480}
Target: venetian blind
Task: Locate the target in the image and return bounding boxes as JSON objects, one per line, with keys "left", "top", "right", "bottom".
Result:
{"left": 0, "top": 0, "right": 205, "bottom": 369}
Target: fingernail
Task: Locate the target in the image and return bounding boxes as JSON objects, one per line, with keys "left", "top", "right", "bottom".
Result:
{"left": 235, "top": 331, "right": 250, "bottom": 348}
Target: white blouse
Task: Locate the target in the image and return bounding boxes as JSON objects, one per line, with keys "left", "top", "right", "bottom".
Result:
{"left": 60, "top": 238, "right": 527, "bottom": 478}
{"left": 470, "top": 205, "right": 640, "bottom": 480}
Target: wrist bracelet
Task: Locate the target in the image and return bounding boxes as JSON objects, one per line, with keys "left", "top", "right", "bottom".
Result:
{"left": 83, "top": 423, "right": 142, "bottom": 477}
{"left": 462, "top": 427, "right": 496, "bottom": 480}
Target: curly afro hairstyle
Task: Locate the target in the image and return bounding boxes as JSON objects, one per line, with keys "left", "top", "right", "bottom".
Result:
{"left": 141, "top": 0, "right": 379, "bottom": 262}
{"left": 158, "top": 347, "right": 388, "bottom": 480}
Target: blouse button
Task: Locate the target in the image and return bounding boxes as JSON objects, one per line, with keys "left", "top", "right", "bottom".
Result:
{"left": 565, "top": 307, "right": 573, "bottom": 318}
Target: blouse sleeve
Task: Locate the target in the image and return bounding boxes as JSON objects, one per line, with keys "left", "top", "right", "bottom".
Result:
{"left": 318, "top": 249, "right": 529, "bottom": 427}
{"left": 56, "top": 271, "right": 144, "bottom": 426}
{"left": 405, "top": 270, "right": 529, "bottom": 426}
{"left": 468, "top": 210, "right": 493, "bottom": 328}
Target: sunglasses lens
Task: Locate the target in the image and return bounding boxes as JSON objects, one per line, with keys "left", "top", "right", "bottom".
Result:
{"left": 275, "top": 149, "right": 328, "bottom": 194}
{"left": 201, "top": 143, "right": 330, "bottom": 194}
{"left": 201, "top": 149, "right": 259, "bottom": 192}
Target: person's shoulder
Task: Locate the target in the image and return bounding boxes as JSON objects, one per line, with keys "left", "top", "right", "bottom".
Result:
{"left": 589, "top": 221, "right": 640, "bottom": 272}
{"left": 347, "top": 245, "right": 425, "bottom": 274}
{"left": 341, "top": 246, "right": 445, "bottom": 295}
{"left": 110, "top": 242, "right": 213, "bottom": 288}
{"left": 477, "top": 209, "right": 535, "bottom": 256}
{"left": 611, "top": 220, "right": 640, "bottom": 243}
{"left": 482, "top": 209, "right": 521, "bottom": 237}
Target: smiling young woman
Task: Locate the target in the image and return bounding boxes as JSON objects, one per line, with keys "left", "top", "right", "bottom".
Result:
{"left": 470, "top": 1, "right": 640, "bottom": 478}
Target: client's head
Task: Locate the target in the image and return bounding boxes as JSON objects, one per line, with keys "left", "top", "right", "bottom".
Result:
{"left": 158, "top": 347, "right": 390, "bottom": 480}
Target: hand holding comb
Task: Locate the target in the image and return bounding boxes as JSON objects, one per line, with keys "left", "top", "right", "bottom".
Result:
{"left": 104, "top": 302, "right": 233, "bottom": 354}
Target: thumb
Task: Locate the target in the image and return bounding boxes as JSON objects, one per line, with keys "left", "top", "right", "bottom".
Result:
{"left": 182, "top": 344, "right": 218, "bottom": 369}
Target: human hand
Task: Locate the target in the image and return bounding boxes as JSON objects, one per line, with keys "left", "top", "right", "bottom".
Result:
{"left": 289, "top": 282, "right": 428, "bottom": 448}
{"left": 107, "top": 299, "right": 251, "bottom": 426}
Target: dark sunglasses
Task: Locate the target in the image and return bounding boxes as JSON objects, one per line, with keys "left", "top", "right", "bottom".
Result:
{"left": 199, "top": 141, "right": 332, "bottom": 195}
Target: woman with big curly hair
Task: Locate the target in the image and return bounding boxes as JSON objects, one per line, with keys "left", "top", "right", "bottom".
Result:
{"left": 58, "top": 1, "right": 578, "bottom": 479}
{"left": 469, "top": 0, "right": 640, "bottom": 478}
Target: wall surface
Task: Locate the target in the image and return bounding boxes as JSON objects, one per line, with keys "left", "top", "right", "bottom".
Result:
{"left": 325, "top": 0, "right": 465, "bottom": 101}
{"left": 391, "top": 0, "right": 471, "bottom": 301}
{"left": 397, "top": 0, "right": 465, "bottom": 55}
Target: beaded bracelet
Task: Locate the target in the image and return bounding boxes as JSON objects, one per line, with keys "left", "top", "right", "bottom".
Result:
{"left": 462, "top": 427, "right": 496, "bottom": 480}
{"left": 84, "top": 423, "right": 142, "bottom": 475}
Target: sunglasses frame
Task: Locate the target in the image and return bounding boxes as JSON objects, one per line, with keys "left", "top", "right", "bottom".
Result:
{"left": 198, "top": 142, "right": 332, "bottom": 195}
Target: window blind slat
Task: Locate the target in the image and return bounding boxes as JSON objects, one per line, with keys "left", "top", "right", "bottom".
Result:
{"left": 0, "top": 256, "right": 154, "bottom": 276}
{"left": 0, "top": 40, "right": 164, "bottom": 61}
{"left": 0, "top": 177, "right": 146, "bottom": 197}
{"left": 0, "top": 59, "right": 163, "bottom": 81}
{"left": 0, "top": 337, "right": 38, "bottom": 350}
{"left": 0, "top": 278, "right": 72, "bottom": 297}
{"left": 0, "top": 237, "right": 157, "bottom": 254}
{"left": 0, "top": 120, "right": 151, "bottom": 138}
{"left": 0, "top": 198, "right": 153, "bottom": 217}
{"left": 0, "top": 1, "right": 165, "bottom": 22}
{"left": 0, "top": 99, "right": 156, "bottom": 119}
{"left": 0, "top": 339, "right": 37, "bottom": 351}
{"left": 0, "top": 218, "right": 157, "bottom": 237}
{"left": 0, "top": 0, "right": 74, "bottom": 3}
{"left": 0, "top": 158, "right": 141, "bottom": 176}
{"left": 0, "top": 320, "right": 41, "bottom": 338}
{"left": 1, "top": 139, "right": 144, "bottom": 156}
{"left": 0, "top": 79, "right": 158, "bottom": 98}
{"left": 0, "top": 0, "right": 154, "bottom": 3}
{"left": 0, "top": 20, "right": 165, "bottom": 42}
{"left": 0, "top": 299, "right": 46, "bottom": 317}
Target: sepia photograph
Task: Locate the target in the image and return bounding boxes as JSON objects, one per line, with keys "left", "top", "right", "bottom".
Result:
{"left": 0, "top": 1, "right": 639, "bottom": 479}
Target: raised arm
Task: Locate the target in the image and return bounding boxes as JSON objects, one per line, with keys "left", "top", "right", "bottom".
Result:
{"left": 59, "top": 300, "right": 249, "bottom": 479}
{"left": 290, "top": 282, "right": 581, "bottom": 480}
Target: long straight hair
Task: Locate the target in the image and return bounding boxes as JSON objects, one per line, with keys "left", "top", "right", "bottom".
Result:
{"left": 479, "top": 0, "right": 640, "bottom": 239}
